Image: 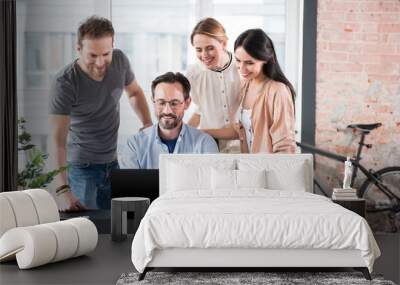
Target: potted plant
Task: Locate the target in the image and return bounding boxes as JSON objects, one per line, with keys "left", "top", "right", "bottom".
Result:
{"left": 17, "top": 118, "right": 68, "bottom": 189}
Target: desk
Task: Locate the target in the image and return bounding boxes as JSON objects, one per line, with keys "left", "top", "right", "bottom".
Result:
{"left": 0, "top": 234, "right": 133, "bottom": 285}
{"left": 60, "top": 210, "right": 111, "bottom": 234}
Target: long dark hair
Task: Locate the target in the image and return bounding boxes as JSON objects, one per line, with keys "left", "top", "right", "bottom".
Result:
{"left": 234, "top": 29, "right": 296, "bottom": 106}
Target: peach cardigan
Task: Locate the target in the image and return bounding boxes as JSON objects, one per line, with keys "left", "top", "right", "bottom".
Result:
{"left": 240, "top": 79, "right": 296, "bottom": 153}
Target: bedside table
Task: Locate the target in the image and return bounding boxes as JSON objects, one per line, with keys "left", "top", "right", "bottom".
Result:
{"left": 111, "top": 197, "right": 150, "bottom": 242}
{"left": 332, "top": 198, "right": 366, "bottom": 218}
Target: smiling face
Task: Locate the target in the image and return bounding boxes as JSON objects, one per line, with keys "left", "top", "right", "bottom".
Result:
{"left": 77, "top": 36, "right": 113, "bottom": 80}
{"left": 153, "top": 82, "right": 191, "bottom": 130}
{"left": 192, "top": 34, "right": 227, "bottom": 70}
{"left": 234, "top": 46, "right": 266, "bottom": 82}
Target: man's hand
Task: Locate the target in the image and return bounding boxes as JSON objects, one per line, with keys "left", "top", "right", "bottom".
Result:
{"left": 61, "top": 191, "right": 87, "bottom": 212}
{"left": 125, "top": 80, "right": 153, "bottom": 129}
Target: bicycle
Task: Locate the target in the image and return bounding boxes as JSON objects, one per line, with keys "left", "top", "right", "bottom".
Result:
{"left": 296, "top": 123, "right": 400, "bottom": 231}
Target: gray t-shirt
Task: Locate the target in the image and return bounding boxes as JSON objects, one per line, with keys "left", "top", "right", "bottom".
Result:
{"left": 49, "top": 49, "right": 135, "bottom": 164}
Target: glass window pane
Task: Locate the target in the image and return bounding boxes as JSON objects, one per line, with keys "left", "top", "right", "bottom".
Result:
{"left": 48, "top": 33, "right": 65, "bottom": 71}
{"left": 25, "top": 32, "right": 46, "bottom": 71}
{"left": 113, "top": 0, "right": 301, "bottom": 150}
{"left": 17, "top": 0, "right": 108, "bottom": 184}
{"left": 112, "top": 0, "right": 195, "bottom": 145}
{"left": 213, "top": 0, "right": 287, "bottom": 68}
{"left": 26, "top": 73, "right": 46, "bottom": 88}
{"left": 16, "top": 0, "right": 302, "bottom": 180}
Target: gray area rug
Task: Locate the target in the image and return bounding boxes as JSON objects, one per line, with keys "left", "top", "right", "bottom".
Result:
{"left": 116, "top": 271, "right": 396, "bottom": 285}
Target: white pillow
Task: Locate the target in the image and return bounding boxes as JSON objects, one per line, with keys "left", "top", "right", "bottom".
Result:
{"left": 266, "top": 162, "right": 306, "bottom": 191}
{"left": 211, "top": 168, "right": 267, "bottom": 191}
{"left": 211, "top": 168, "right": 236, "bottom": 190}
{"left": 167, "top": 162, "right": 211, "bottom": 192}
{"left": 238, "top": 158, "right": 308, "bottom": 192}
{"left": 166, "top": 159, "right": 237, "bottom": 193}
{"left": 236, "top": 169, "right": 267, "bottom": 189}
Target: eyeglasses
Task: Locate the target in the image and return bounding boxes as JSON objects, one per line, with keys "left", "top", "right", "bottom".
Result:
{"left": 153, "top": 99, "right": 185, "bottom": 110}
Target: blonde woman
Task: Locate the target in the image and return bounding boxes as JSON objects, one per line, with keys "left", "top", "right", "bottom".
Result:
{"left": 205, "top": 29, "right": 296, "bottom": 153}
{"left": 187, "top": 18, "right": 241, "bottom": 152}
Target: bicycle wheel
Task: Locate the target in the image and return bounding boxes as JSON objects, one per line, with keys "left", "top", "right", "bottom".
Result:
{"left": 359, "top": 166, "right": 400, "bottom": 232}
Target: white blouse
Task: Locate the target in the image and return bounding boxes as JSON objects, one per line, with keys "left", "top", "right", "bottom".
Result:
{"left": 240, "top": 108, "right": 253, "bottom": 152}
{"left": 186, "top": 55, "right": 241, "bottom": 129}
{"left": 186, "top": 54, "right": 241, "bottom": 152}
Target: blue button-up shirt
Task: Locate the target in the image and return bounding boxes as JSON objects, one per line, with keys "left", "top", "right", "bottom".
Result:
{"left": 120, "top": 123, "right": 219, "bottom": 169}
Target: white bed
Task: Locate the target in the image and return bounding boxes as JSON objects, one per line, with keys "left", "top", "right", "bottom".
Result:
{"left": 131, "top": 154, "right": 380, "bottom": 280}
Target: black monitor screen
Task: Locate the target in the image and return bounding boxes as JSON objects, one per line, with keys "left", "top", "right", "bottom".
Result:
{"left": 110, "top": 169, "right": 159, "bottom": 202}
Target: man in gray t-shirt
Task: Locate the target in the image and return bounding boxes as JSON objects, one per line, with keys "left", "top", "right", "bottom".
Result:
{"left": 49, "top": 16, "right": 152, "bottom": 211}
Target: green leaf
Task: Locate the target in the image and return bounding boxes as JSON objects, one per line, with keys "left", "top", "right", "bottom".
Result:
{"left": 17, "top": 118, "right": 69, "bottom": 190}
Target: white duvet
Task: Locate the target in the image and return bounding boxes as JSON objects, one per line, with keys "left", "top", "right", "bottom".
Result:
{"left": 131, "top": 190, "right": 380, "bottom": 273}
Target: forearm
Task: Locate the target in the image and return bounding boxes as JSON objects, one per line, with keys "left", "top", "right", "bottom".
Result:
{"left": 203, "top": 127, "right": 239, "bottom": 140}
{"left": 240, "top": 139, "right": 250, "bottom": 153}
{"left": 272, "top": 137, "right": 296, "bottom": 153}
{"left": 50, "top": 115, "right": 70, "bottom": 185}
{"left": 188, "top": 113, "right": 200, "bottom": 128}
{"left": 53, "top": 140, "right": 68, "bottom": 185}
{"left": 128, "top": 93, "right": 152, "bottom": 126}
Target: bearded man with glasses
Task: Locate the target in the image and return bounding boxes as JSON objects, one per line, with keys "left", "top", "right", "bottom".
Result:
{"left": 120, "top": 72, "right": 219, "bottom": 169}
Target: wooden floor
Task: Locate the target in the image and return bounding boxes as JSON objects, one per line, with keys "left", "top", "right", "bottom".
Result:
{"left": 373, "top": 232, "right": 400, "bottom": 284}
{"left": 0, "top": 233, "right": 398, "bottom": 285}
{"left": 0, "top": 235, "right": 134, "bottom": 285}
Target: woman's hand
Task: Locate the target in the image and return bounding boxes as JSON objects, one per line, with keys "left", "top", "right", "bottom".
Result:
{"left": 233, "top": 121, "right": 246, "bottom": 142}
{"left": 233, "top": 121, "right": 249, "bottom": 153}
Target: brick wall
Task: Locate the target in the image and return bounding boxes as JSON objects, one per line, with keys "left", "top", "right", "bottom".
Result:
{"left": 316, "top": 0, "right": 400, "bottom": 191}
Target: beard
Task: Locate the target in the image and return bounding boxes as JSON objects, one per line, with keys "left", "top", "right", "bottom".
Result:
{"left": 158, "top": 113, "right": 182, "bottom": 130}
{"left": 89, "top": 63, "right": 110, "bottom": 79}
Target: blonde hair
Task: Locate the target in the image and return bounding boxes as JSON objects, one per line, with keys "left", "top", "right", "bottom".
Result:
{"left": 190, "top": 17, "right": 228, "bottom": 45}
